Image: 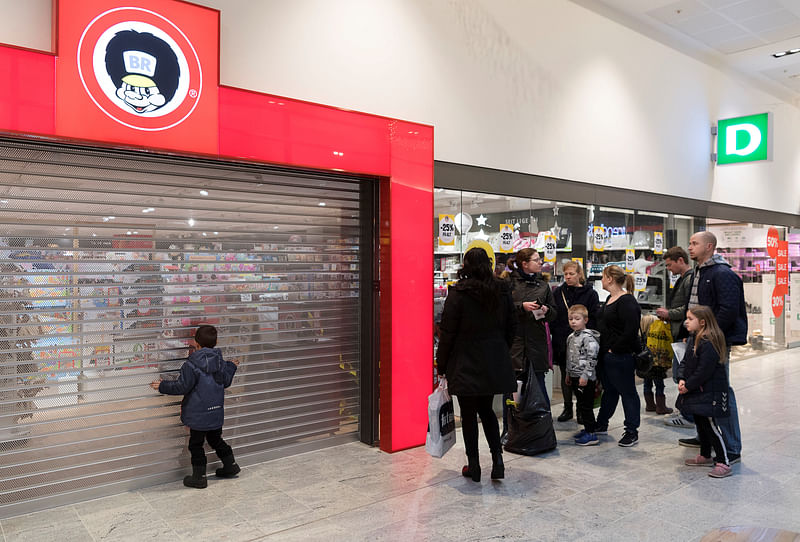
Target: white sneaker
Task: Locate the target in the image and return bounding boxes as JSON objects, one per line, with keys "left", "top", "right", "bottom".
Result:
{"left": 663, "top": 414, "right": 694, "bottom": 428}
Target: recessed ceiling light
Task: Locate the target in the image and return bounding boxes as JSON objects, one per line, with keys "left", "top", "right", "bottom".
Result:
{"left": 188, "top": 218, "right": 195, "bottom": 227}
{"left": 213, "top": 231, "right": 218, "bottom": 235}
{"left": 202, "top": 232, "right": 207, "bottom": 236}
{"left": 773, "top": 48, "right": 800, "bottom": 58}
{"left": 199, "top": 190, "right": 209, "bottom": 196}
{"left": 126, "top": 231, "right": 132, "bottom": 235}
{"left": 0, "top": 200, "right": 8, "bottom": 204}
{"left": 318, "top": 202, "right": 326, "bottom": 207}
{"left": 273, "top": 225, "right": 279, "bottom": 229}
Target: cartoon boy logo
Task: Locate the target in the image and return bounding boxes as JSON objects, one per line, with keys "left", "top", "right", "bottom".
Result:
{"left": 104, "top": 30, "right": 180, "bottom": 114}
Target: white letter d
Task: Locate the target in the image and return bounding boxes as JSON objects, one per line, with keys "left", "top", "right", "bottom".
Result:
{"left": 726, "top": 123, "right": 761, "bottom": 156}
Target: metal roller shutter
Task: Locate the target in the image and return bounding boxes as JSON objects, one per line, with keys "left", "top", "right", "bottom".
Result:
{"left": 0, "top": 139, "right": 368, "bottom": 516}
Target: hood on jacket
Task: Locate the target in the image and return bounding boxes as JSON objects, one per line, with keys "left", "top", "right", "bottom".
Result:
{"left": 574, "top": 328, "right": 600, "bottom": 340}
{"left": 700, "top": 254, "right": 731, "bottom": 268}
{"left": 188, "top": 348, "right": 224, "bottom": 380}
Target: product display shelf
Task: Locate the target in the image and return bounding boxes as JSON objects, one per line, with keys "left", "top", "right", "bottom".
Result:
{"left": 586, "top": 247, "right": 666, "bottom": 308}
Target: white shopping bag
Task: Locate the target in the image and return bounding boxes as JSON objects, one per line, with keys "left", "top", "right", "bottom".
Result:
{"left": 425, "top": 377, "right": 456, "bottom": 458}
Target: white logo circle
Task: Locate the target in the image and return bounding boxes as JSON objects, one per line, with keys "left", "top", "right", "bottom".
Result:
{"left": 92, "top": 20, "right": 190, "bottom": 118}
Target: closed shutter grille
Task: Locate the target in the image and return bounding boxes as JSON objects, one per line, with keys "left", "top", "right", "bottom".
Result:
{"left": 0, "top": 140, "right": 365, "bottom": 515}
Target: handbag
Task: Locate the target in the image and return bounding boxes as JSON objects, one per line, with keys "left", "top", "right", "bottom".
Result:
{"left": 425, "top": 377, "right": 456, "bottom": 458}
{"left": 634, "top": 330, "right": 654, "bottom": 379}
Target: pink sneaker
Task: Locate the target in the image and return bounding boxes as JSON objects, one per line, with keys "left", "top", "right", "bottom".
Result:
{"left": 685, "top": 455, "right": 714, "bottom": 467}
{"left": 708, "top": 463, "right": 732, "bottom": 478}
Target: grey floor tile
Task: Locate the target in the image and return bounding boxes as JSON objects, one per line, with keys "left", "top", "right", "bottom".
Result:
{"left": 3, "top": 349, "right": 800, "bottom": 541}
{"left": 1, "top": 507, "right": 91, "bottom": 542}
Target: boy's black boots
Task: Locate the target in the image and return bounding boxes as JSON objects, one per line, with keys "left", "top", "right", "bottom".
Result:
{"left": 215, "top": 454, "right": 241, "bottom": 478}
{"left": 184, "top": 465, "right": 208, "bottom": 489}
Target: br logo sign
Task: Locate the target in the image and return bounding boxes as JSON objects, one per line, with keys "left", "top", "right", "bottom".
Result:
{"left": 77, "top": 7, "right": 203, "bottom": 131}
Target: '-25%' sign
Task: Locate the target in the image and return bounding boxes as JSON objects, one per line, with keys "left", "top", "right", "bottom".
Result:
{"left": 499, "top": 224, "right": 514, "bottom": 253}
{"left": 438, "top": 214, "right": 455, "bottom": 246}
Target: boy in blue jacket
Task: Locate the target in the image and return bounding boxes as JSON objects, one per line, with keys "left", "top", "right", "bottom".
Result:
{"left": 151, "top": 325, "right": 240, "bottom": 488}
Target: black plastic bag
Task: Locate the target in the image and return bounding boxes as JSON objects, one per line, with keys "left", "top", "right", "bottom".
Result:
{"left": 503, "top": 366, "right": 557, "bottom": 456}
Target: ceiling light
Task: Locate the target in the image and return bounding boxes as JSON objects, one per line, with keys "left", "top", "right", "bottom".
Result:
{"left": 92, "top": 233, "right": 97, "bottom": 237}
{"left": 773, "top": 48, "right": 800, "bottom": 58}
{"left": 0, "top": 200, "right": 7, "bottom": 204}
{"left": 126, "top": 231, "right": 132, "bottom": 235}
{"left": 199, "top": 190, "right": 209, "bottom": 196}
{"left": 102, "top": 217, "right": 109, "bottom": 222}
{"left": 188, "top": 218, "right": 195, "bottom": 227}
{"left": 213, "top": 231, "right": 218, "bottom": 235}
{"left": 273, "top": 225, "right": 279, "bottom": 229}
{"left": 202, "top": 232, "right": 207, "bottom": 236}
{"left": 318, "top": 202, "right": 326, "bottom": 207}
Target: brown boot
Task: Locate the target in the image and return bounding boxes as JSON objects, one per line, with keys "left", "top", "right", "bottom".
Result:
{"left": 655, "top": 394, "right": 673, "bottom": 415}
{"left": 643, "top": 391, "right": 656, "bottom": 412}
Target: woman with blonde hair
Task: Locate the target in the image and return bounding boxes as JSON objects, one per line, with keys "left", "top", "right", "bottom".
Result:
{"left": 551, "top": 261, "right": 599, "bottom": 423}
{"left": 594, "top": 265, "right": 642, "bottom": 447}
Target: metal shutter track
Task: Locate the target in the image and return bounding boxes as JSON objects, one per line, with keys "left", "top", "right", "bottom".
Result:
{"left": 0, "top": 140, "right": 363, "bottom": 516}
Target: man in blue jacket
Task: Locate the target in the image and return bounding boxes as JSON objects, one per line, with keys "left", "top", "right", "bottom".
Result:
{"left": 681, "top": 231, "right": 747, "bottom": 463}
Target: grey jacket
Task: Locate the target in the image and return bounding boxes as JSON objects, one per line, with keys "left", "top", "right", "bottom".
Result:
{"left": 566, "top": 328, "right": 600, "bottom": 381}
{"left": 666, "top": 269, "right": 692, "bottom": 340}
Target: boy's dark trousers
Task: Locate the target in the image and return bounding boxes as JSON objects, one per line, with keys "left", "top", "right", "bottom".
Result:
{"left": 188, "top": 428, "right": 233, "bottom": 467}
{"left": 571, "top": 379, "right": 597, "bottom": 433}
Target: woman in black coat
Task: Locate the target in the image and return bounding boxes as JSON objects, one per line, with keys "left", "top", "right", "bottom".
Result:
{"left": 551, "top": 261, "right": 599, "bottom": 422}
{"left": 437, "top": 248, "right": 517, "bottom": 482}
{"left": 508, "top": 248, "right": 557, "bottom": 407}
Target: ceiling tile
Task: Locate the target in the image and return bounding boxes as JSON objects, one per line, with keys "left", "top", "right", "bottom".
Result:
{"left": 712, "top": 35, "right": 768, "bottom": 53}
{"left": 756, "top": 22, "right": 800, "bottom": 43}
{"left": 700, "top": 0, "right": 747, "bottom": 8}
{"left": 761, "top": 60, "right": 800, "bottom": 79}
{"left": 718, "top": 0, "right": 783, "bottom": 20}
{"left": 646, "top": 0, "right": 710, "bottom": 23}
{"left": 738, "top": 10, "right": 799, "bottom": 34}
{"left": 671, "top": 10, "right": 732, "bottom": 34}
{"left": 693, "top": 23, "right": 751, "bottom": 44}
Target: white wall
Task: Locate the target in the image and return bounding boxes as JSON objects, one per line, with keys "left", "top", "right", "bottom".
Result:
{"left": 1, "top": 0, "right": 798, "bottom": 216}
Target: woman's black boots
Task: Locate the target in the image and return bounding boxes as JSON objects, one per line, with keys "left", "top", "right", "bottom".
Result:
{"left": 461, "top": 455, "right": 481, "bottom": 482}
{"left": 490, "top": 450, "right": 505, "bottom": 480}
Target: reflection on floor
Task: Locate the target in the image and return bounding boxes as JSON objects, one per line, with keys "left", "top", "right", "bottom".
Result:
{"left": 1, "top": 348, "right": 799, "bottom": 542}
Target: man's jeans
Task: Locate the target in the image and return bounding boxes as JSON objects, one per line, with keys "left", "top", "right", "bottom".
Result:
{"left": 717, "top": 353, "right": 741, "bottom": 454}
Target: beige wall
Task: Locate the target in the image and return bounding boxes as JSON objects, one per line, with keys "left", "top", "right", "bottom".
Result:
{"left": 1, "top": 0, "right": 798, "bottom": 216}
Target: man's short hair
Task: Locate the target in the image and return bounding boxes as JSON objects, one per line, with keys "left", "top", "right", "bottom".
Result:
{"left": 664, "top": 246, "right": 689, "bottom": 264}
{"left": 195, "top": 325, "right": 218, "bottom": 348}
{"left": 568, "top": 304, "right": 588, "bottom": 319}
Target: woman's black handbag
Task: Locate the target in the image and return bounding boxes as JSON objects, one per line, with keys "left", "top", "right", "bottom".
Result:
{"left": 634, "top": 331, "right": 654, "bottom": 378}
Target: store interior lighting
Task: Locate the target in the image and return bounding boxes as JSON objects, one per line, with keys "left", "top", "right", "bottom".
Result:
{"left": 638, "top": 211, "right": 669, "bottom": 217}
{"left": 598, "top": 206, "right": 634, "bottom": 214}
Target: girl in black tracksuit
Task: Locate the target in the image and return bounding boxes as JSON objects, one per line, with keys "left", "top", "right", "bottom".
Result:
{"left": 676, "top": 305, "right": 732, "bottom": 478}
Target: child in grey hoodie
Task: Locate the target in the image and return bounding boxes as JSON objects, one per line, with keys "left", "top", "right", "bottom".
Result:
{"left": 565, "top": 304, "right": 601, "bottom": 446}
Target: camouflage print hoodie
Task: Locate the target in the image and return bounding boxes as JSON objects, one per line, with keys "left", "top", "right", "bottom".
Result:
{"left": 566, "top": 328, "right": 601, "bottom": 381}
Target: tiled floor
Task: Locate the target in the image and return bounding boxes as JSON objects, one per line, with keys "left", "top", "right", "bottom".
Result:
{"left": 2, "top": 348, "right": 799, "bottom": 542}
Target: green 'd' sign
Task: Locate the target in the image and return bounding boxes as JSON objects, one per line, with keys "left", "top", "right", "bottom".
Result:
{"left": 717, "top": 113, "right": 770, "bottom": 165}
